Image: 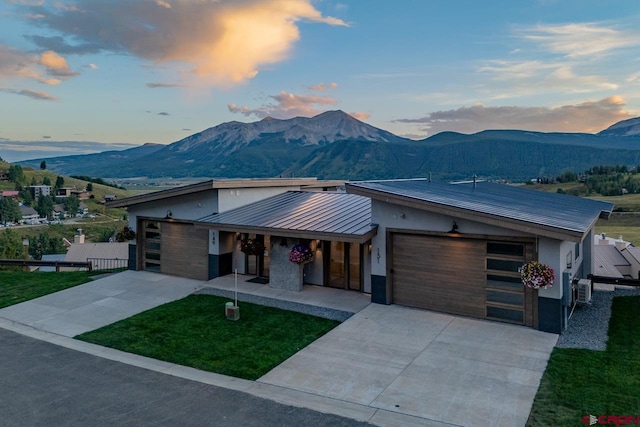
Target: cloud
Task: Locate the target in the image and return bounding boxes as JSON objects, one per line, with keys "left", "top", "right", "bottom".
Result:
{"left": 0, "top": 87, "right": 58, "bottom": 101}
{"left": 350, "top": 111, "right": 370, "bottom": 120}
{"left": 146, "top": 82, "right": 186, "bottom": 88}
{"left": 39, "top": 50, "right": 78, "bottom": 77}
{"left": 0, "top": 44, "right": 78, "bottom": 85}
{"left": 18, "top": 0, "right": 347, "bottom": 86}
{"left": 85, "top": 63, "right": 98, "bottom": 69}
{"left": 228, "top": 90, "right": 338, "bottom": 118}
{"left": 518, "top": 22, "right": 640, "bottom": 58}
{"left": 308, "top": 82, "right": 338, "bottom": 91}
{"left": 42, "top": 135, "right": 51, "bottom": 138}
{"left": 394, "top": 96, "right": 635, "bottom": 135}
{"left": 157, "top": 112, "right": 170, "bottom": 116}
{"left": 478, "top": 60, "right": 618, "bottom": 96}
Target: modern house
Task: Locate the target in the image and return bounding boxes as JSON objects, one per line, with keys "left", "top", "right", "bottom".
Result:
{"left": 594, "top": 234, "right": 640, "bottom": 279}
{"left": 109, "top": 177, "right": 613, "bottom": 334}
{"left": 107, "top": 178, "right": 345, "bottom": 281}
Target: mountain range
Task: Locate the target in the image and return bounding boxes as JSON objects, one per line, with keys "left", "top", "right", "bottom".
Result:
{"left": 17, "top": 112, "right": 640, "bottom": 181}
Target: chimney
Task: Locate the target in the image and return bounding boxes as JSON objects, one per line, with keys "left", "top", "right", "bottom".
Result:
{"left": 74, "top": 228, "right": 84, "bottom": 244}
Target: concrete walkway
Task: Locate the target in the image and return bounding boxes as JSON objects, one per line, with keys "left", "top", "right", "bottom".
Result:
{"left": 0, "top": 271, "right": 557, "bottom": 426}
{"left": 0, "top": 270, "right": 201, "bottom": 336}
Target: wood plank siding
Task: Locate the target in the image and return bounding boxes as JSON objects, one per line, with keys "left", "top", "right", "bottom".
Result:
{"left": 390, "top": 233, "right": 537, "bottom": 327}
{"left": 391, "top": 234, "right": 486, "bottom": 318}
{"left": 160, "top": 222, "right": 208, "bottom": 280}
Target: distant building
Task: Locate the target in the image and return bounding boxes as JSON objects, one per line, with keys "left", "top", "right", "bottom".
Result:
{"left": 1, "top": 190, "right": 19, "bottom": 200}
{"left": 594, "top": 234, "right": 640, "bottom": 279}
{"left": 55, "top": 187, "right": 74, "bottom": 198}
{"left": 29, "top": 185, "right": 51, "bottom": 200}
{"left": 19, "top": 205, "right": 39, "bottom": 223}
{"left": 104, "top": 194, "right": 117, "bottom": 202}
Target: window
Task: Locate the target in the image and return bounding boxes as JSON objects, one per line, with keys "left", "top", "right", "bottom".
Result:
{"left": 575, "top": 242, "right": 580, "bottom": 260}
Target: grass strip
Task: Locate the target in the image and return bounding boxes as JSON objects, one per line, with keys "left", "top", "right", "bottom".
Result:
{"left": 76, "top": 294, "right": 340, "bottom": 380}
{"left": 527, "top": 296, "right": 640, "bottom": 426}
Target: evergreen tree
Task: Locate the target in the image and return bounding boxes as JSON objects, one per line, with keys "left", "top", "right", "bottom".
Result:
{"left": 55, "top": 175, "right": 64, "bottom": 189}
{"left": 35, "top": 195, "right": 54, "bottom": 219}
{"left": 86, "top": 182, "right": 93, "bottom": 192}
{"left": 40, "top": 160, "right": 46, "bottom": 170}
{"left": 42, "top": 176, "right": 51, "bottom": 186}
{"left": 0, "top": 229, "right": 23, "bottom": 259}
{"left": 0, "top": 197, "right": 22, "bottom": 224}
{"left": 63, "top": 195, "right": 80, "bottom": 216}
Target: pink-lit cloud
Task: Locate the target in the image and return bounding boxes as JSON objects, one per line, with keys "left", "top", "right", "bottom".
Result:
{"left": 229, "top": 90, "right": 339, "bottom": 118}
{"left": 395, "top": 96, "right": 635, "bottom": 135}
{"left": 18, "top": 0, "right": 347, "bottom": 86}
{"left": 0, "top": 44, "right": 77, "bottom": 85}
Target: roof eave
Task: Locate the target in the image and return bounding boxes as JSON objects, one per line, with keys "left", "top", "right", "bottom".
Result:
{"left": 347, "top": 184, "right": 589, "bottom": 243}
{"left": 194, "top": 221, "right": 378, "bottom": 244}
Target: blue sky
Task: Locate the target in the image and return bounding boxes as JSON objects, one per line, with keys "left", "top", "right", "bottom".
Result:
{"left": 1, "top": 0, "right": 639, "bottom": 160}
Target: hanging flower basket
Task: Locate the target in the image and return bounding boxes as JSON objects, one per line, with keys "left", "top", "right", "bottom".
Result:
{"left": 289, "top": 244, "right": 314, "bottom": 264}
{"left": 240, "top": 238, "right": 265, "bottom": 256}
{"left": 521, "top": 261, "right": 555, "bottom": 289}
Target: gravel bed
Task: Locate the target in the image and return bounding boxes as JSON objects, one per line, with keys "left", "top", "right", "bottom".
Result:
{"left": 194, "top": 287, "right": 354, "bottom": 322}
{"left": 556, "top": 287, "right": 640, "bottom": 351}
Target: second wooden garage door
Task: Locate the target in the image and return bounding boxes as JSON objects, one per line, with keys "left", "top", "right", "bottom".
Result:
{"left": 391, "top": 234, "right": 487, "bottom": 318}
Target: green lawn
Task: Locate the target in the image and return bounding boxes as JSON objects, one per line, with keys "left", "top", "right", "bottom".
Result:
{"left": 527, "top": 296, "right": 640, "bottom": 426}
{"left": 76, "top": 295, "right": 340, "bottom": 380}
{"left": 0, "top": 271, "right": 93, "bottom": 309}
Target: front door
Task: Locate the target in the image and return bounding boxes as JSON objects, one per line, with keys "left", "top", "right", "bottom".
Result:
{"left": 326, "top": 241, "right": 361, "bottom": 291}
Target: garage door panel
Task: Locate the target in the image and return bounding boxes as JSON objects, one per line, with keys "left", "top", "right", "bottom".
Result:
{"left": 392, "top": 234, "right": 486, "bottom": 317}
{"left": 160, "top": 222, "right": 208, "bottom": 280}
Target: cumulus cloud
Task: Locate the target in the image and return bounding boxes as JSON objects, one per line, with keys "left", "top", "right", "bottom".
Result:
{"left": 18, "top": 0, "right": 347, "bottom": 86}
{"left": 0, "top": 87, "right": 58, "bottom": 101}
{"left": 228, "top": 90, "right": 338, "bottom": 118}
{"left": 0, "top": 44, "right": 78, "bottom": 85}
{"left": 395, "top": 96, "right": 635, "bottom": 135}
{"left": 39, "top": 50, "right": 78, "bottom": 77}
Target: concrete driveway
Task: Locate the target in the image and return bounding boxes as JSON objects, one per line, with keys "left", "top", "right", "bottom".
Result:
{"left": 259, "top": 304, "right": 558, "bottom": 427}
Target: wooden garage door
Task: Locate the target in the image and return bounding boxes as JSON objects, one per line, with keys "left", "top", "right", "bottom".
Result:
{"left": 161, "top": 222, "right": 208, "bottom": 280}
{"left": 140, "top": 220, "right": 208, "bottom": 280}
{"left": 391, "top": 233, "right": 536, "bottom": 326}
{"left": 392, "top": 234, "right": 486, "bottom": 318}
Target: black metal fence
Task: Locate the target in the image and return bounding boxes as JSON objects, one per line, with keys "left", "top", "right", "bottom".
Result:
{"left": 0, "top": 258, "right": 128, "bottom": 272}
{"left": 0, "top": 259, "right": 92, "bottom": 272}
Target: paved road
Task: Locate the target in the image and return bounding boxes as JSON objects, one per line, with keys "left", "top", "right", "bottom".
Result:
{"left": 0, "top": 328, "right": 371, "bottom": 427}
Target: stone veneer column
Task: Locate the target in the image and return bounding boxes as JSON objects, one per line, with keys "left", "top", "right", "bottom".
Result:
{"left": 269, "top": 236, "right": 304, "bottom": 291}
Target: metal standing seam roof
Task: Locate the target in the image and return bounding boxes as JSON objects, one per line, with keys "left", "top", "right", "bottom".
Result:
{"left": 595, "top": 244, "right": 631, "bottom": 266}
{"left": 346, "top": 179, "right": 614, "bottom": 241}
{"left": 594, "top": 246, "right": 627, "bottom": 278}
{"left": 196, "top": 191, "right": 377, "bottom": 243}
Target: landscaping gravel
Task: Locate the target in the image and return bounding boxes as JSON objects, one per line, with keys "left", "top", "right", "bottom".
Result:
{"left": 556, "top": 287, "right": 640, "bottom": 351}
{"left": 194, "top": 287, "right": 355, "bottom": 322}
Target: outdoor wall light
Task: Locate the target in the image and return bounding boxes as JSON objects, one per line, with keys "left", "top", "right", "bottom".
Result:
{"left": 448, "top": 221, "right": 459, "bottom": 234}
{"left": 165, "top": 210, "right": 173, "bottom": 219}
